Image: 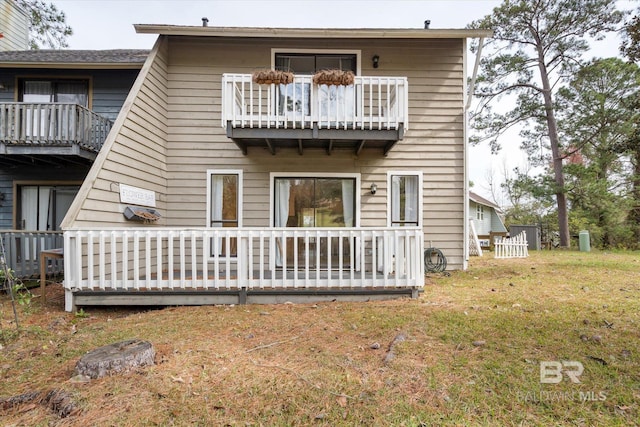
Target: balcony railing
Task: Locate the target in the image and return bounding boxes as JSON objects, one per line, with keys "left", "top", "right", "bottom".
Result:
{"left": 0, "top": 230, "right": 64, "bottom": 280}
{"left": 64, "top": 227, "right": 424, "bottom": 295}
{"left": 222, "top": 74, "right": 408, "bottom": 131}
{"left": 0, "top": 103, "right": 113, "bottom": 152}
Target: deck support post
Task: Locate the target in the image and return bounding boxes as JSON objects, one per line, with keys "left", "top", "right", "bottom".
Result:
{"left": 239, "top": 287, "right": 247, "bottom": 304}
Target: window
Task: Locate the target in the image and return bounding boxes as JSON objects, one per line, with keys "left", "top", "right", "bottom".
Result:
{"left": 272, "top": 173, "right": 360, "bottom": 268}
{"left": 16, "top": 184, "right": 80, "bottom": 231}
{"left": 207, "top": 170, "right": 243, "bottom": 257}
{"left": 273, "top": 177, "right": 356, "bottom": 228}
{"left": 388, "top": 172, "right": 422, "bottom": 227}
{"left": 20, "top": 79, "right": 89, "bottom": 107}
{"left": 476, "top": 205, "right": 484, "bottom": 220}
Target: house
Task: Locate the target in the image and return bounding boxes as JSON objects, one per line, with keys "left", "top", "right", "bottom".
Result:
{"left": 469, "top": 191, "right": 507, "bottom": 249}
{"left": 0, "top": 48, "right": 148, "bottom": 278}
{"left": 60, "top": 23, "right": 492, "bottom": 312}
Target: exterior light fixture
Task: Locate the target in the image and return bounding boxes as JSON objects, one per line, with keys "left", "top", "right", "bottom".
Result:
{"left": 370, "top": 183, "right": 377, "bottom": 194}
{"left": 372, "top": 55, "right": 379, "bottom": 69}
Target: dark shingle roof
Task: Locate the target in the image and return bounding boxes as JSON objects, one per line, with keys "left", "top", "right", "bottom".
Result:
{"left": 0, "top": 49, "right": 149, "bottom": 65}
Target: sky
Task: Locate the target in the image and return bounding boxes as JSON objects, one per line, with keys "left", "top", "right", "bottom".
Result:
{"left": 53, "top": 0, "right": 633, "bottom": 203}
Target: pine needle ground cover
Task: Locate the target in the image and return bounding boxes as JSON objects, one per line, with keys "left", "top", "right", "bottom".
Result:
{"left": 0, "top": 251, "right": 638, "bottom": 426}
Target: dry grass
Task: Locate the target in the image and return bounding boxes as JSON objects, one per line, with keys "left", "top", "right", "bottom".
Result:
{"left": 1, "top": 250, "right": 639, "bottom": 426}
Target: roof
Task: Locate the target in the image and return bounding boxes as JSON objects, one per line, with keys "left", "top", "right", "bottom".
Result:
{"left": 0, "top": 49, "right": 150, "bottom": 69}
{"left": 469, "top": 191, "right": 502, "bottom": 211}
{"left": 134, "top": 25, "right": 493, "bottom": 40}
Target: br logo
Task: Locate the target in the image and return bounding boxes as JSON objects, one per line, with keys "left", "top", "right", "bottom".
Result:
{"left": 540, "top": 361, "right": 584, "bottom": 384}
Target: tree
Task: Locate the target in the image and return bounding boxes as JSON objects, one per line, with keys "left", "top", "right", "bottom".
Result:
{"left": 555, "top": 58, "right": 640, "bottom": 247}
{"left": 15, "top": 0, "right": 73, "bottom": 49}
{"left": 469, "top": 0, "right": 625, "bottom": 247}
{"left": 621, "top": 6, "right": 640, "bottom": 62}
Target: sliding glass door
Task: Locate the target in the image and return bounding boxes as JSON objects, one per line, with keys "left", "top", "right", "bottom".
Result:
{"left": 274, "top": 53, "right": 357, "bottom": 122}
{"left": 274, "top": 176, "right": 356, "bottom": 268}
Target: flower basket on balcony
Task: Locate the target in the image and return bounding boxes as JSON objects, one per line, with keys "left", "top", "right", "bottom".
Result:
{"left": 252, "top": 69, "right": 294, "bottom": 85}
{"left": 313, "top": 69, "right": 355, "bottom": 86}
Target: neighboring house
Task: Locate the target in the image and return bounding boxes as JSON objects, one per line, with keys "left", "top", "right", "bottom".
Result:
{"left": 0, "top": 49, "right": 148, "bottom": 278}
{"left": 469, "top": 191, "right": 507, "bottom": 249}
{"left": 60, "top": 24, "right": 492, "bottom": 311}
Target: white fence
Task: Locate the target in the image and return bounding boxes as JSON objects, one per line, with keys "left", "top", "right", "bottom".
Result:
{"left": 64, "top": 227, "right": 424, "bottom": 294}
{"left": 494, "top": 231, "right": 529, "bottom": 259}
{"left": 222, "top": 74, "right": 408, "bottom": 131}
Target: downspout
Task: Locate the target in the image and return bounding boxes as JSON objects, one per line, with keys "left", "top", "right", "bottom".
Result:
{"left": 463, "top": 36, "right": 485, "bottom": 269}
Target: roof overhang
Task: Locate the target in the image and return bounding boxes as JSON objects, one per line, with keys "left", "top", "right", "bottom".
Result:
{"left": 134, "top": 25, "right": 493, "bottom": 40}
{"left": 0, "top": 62, "right": 145, "bottom": 69}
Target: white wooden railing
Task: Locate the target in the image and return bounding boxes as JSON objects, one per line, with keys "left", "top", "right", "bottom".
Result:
{"left": 64, "top": 227, "right": 424, "bottom": 292}
{"left": 0, "top": 230, "right": 64, "bottom": 279}
{"left": 0, "top": 103, "right": 113, "bottom": 151}
{"left": 222, "top": 74, "right": 408, "bottom": 131}
{"left": 494, "top": 231, "right": 529, "bottom": 259}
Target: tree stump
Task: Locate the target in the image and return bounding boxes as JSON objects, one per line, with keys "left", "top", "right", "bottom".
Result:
{"left": 74, "top": 339, "right": 155, "bottom": 379}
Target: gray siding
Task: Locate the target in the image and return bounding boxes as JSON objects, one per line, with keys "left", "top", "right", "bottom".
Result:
{"left": 67, "top": 35, "right": 469, "bottom": 269}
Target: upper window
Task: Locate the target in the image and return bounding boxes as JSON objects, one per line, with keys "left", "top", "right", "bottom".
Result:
{"left": 20, "top": 79, "right": 89, "bottom": 107}
{"left": 275, "top": 53, "right": 357, "bottom": 74}
{"left": 476, "top": 205, "right": 484, "bottom": 220}
{"left": 388, "top": 172, "right": 422, "bottom": 227}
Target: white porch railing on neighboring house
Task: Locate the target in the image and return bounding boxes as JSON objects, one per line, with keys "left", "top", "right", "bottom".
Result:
{"left": 64, "top": 227, "right": 424, "bottom": 295}
{"left": 494, "top": 231, "right": 529, "bottom": 259}
{"left": 0, "top": 230, "right": 64, "bottom": 279}
{"left": 0, "top": 103, "right": 113, "bottom": 151}
{"left": 221, "top": 74, "right": 408, "bottom": 131}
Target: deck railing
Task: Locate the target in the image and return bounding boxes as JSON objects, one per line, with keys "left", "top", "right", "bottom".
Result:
{"left": 0, "top": 230, "right": 64, "bottom": 279}
{"left": 64, "top": 227, "right": 424, "bottom": 292}
{"left": 222, "top": 74, "right": 408, "bottom": 131}
{"left": 0, "top": 103, "right": 113, "bottom": 151}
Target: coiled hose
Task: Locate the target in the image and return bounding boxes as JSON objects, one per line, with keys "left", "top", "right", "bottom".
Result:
{"left": 424, "top": 247, "right": 447, "bottom": 273}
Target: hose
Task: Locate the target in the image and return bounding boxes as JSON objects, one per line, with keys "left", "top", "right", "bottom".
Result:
{"left": 424, "top": 247, "right": 447, "bottom": 273}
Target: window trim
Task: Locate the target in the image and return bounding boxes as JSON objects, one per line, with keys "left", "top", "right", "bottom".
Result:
{"left": 386, "top": 171, "right": 423, "bottom": 228}
{"left": 269, "top": 172, "right": 361, "bottom": 228}
{"left": 206, "top": 169, "right": 243, "bottom": 228}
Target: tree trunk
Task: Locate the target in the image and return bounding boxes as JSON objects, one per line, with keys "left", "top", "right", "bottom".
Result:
{"left": 629, "top": 151, "right": 640, "bottom": 244}
{"left": 534, "top": 31, "right": 570, "bottom": 247}
{"left": 74, "top": 339, "right": 155, "bottom": 379}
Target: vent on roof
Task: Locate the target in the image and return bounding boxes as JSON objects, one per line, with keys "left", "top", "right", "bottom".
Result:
{"left": 424, "top": 20, "right": 431, "bottom": 29}
{"left": 202, "top": 17, "right": 209, "bottom": 27}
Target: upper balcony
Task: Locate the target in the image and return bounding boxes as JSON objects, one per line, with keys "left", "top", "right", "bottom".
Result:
{"left": 222, "top": 73, "right": 408, "bottom": 155}
{"left": 0, "top": 102, "right": 113, "bottom": 166}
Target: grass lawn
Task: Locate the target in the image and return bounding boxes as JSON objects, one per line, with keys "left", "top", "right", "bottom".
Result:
{"left": 1, "top": 250, "right": 638, "bottom": 426}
